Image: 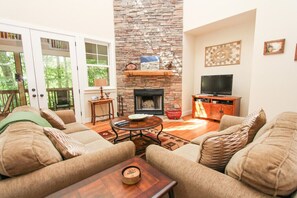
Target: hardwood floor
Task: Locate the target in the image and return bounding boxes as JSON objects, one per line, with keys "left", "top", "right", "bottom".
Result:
{"left": 85, "top": 114, "right": 220, "bottom": 141}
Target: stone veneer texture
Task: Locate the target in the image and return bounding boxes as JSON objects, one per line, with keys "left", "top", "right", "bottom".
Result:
{"left": 113, "top": 0, "right": 183, "bottom": 115}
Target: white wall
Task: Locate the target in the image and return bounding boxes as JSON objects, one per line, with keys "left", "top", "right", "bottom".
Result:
{"left": 184, "top": 0, "right": 256, "bottom": 32}
{"left": 182, "top": 34, "right": 195, "bottom": 115}
{"left": 248, "top": 1, "right": 297, "bottom": 119}
{"left": 184, "top": 0, "right": 297, "bottom": 120}
{"left": 0, "top": 0, "right": 115, "bottom": 40}
{"left": 192, "top": 17, "right": 255, "bottom": 116}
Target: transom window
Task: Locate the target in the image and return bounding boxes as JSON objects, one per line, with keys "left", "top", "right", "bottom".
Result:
{"left": 85, "top": 42, "right": 110, "bottom": 87}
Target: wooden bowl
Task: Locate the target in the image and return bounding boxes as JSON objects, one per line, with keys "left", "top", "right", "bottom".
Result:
{"left": 121, "top": 166, "right": 141, "bottom": 185}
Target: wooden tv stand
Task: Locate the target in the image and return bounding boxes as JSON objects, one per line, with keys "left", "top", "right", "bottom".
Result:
{"left": 192, "top": 95, "right": 241, "bottom": 121}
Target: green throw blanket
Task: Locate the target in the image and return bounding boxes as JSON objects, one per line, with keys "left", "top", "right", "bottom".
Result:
{"left": 0, "top": 111, "right": 52, "bottom": 133}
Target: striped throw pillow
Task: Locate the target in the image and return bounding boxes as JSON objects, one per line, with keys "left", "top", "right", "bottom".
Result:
{"left": 43, "top": 127, "right": 86, "bottom": 159}
{"left": 198, "top": 124, "right": 248, "bottom": 172}
{"left": 241, "top": 108, "right": 266, "bottom": 143}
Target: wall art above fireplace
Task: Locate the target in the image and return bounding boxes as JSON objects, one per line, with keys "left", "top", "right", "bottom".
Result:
{"left": 140, "top": 56, "right": 160, "bottom": 70}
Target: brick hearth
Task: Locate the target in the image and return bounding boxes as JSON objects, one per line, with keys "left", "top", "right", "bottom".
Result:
{"left": 113, "top": 0, "right": 183, "bottom": 115}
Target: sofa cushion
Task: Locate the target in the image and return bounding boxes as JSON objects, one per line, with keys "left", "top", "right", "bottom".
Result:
{"left": 0, "top": 122, "right": 62, "bottom": 177}
{"left": 63, "top": 122, "right": 90, "bottom": 134}
{"left": 225, "top": 112, "right": 297, "bottom": 196}
{"left": 44, "top": 127, "right": 86, "bottom": 159}
{"left": 190, "top": 134, "right": 204, "bottom": 145}
{"left": 40, "top": 108, "right": 66, "bottom": 130}
{"left": 198, "top": 124, "right": 247, "bottom": 171}
{"left": 68, "top": 130, "right": 105, "bottom": 144}
{"left": 85, "top": 139, "right": 114, "bottom": 153}
{"left": 241, "top": 108, "right": 266, "bottom": 143}
{"left": 173, "top": 143, "right": 200, "bottom": 162}
{"left": 12, "top": 105, "right": 40, "bottom": 115}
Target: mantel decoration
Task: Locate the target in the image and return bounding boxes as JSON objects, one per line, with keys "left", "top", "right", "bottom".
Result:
{"left": 140, "top": 56, "right": 160, "bottom": 70}
{"left": 124, "top": 62, "right": 137, "bottom": 70}
{"left": 205, "top": 40, "right": 241, "bottom": 67}
{"left": 263, "top": 39, "right": 285, "bottom": 55}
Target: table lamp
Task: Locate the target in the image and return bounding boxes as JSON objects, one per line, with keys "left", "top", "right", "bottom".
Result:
{"left": 94, "top": 79, "right": 107, "bottom": 100}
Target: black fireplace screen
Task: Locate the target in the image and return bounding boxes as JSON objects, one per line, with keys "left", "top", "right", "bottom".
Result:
{"left": 134, "top": 89, "right": 164, "bottom": 115}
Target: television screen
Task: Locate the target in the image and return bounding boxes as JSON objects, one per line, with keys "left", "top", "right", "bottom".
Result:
{"left": 201, "top": 74, "right": 233, "bottom": 96}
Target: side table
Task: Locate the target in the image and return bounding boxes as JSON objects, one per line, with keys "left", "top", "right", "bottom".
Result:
{"left": 47, "top": 157, "right": 177, "bottom": 198}
{"left": 89, "top": 98, "right": 114, "bottom": 125}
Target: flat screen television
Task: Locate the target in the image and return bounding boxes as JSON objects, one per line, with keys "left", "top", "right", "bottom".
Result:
{"left": 201, "top": 74, "right": 233, "bottom": 96}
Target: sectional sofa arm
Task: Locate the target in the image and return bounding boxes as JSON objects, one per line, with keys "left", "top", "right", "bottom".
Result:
{"left": 0, "top": 141, "right": 135, "bottom": 198}
{"left": 55, "top": 109, "right": 76, "bottom": 124}
{"left": 219, "top": 115, "right": 245, "bottom": 131}
{"left": 146, "top": 145, "right": 269, "bottom": 198}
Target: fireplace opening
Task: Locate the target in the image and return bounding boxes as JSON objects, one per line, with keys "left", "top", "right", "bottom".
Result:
{"left": 134, "top": 89, "right": 164, "bottom": 115}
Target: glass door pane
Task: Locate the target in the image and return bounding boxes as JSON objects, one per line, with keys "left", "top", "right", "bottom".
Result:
{"left": 40, "top": 38, "right": 74, "bottom": 110}
{"left": 0, "top": 31, "right": 33, "bottom": 114}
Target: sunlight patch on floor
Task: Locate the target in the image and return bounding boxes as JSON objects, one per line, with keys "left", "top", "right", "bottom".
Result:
{"left": 163, "top": 120, "right": 209, "bottom": 132}
{"left": 184, "top": 119, "right": 209, "bottom": 124}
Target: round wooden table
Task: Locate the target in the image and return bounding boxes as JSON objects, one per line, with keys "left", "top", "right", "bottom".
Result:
{"left": 110, "top": 116, "right": 163, "bottom": 145}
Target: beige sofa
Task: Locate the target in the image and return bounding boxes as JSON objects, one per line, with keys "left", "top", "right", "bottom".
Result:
{"left": 0, "top": 106, "right": 135, "bottom": 198}
{"left": 146, "top": 111, "right": 297, "bottom": 198}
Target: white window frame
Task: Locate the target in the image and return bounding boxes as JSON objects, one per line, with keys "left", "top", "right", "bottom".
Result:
{"left": 76, "top": 36, "right": 116, "bottom": 91}
{"left": 85, "top": 41, "right": 109, "bottom": 78}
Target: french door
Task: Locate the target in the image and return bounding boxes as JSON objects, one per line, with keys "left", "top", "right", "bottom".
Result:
{"left": 0, "top": 23, "right": 81, "bottom": 121}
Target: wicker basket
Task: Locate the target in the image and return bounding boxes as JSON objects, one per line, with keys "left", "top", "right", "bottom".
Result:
{"left": 166, "top": 109, "right": 182, "bottom": 120}
{"left": 165, "top": 105, "right": 181, "bottom": 120}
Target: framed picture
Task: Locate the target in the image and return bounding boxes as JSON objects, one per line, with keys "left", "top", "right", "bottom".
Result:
{"left": 140, "top": 56, "right": 160, "bottom": 70}
{"left": 295, "top": 44, "right": 297, "bottom": 61}
{"left": 205, "top": 40, "right": 241, "bottom": 67}
{"left": 263, "top": 39, "right": 285, "bottom": 55}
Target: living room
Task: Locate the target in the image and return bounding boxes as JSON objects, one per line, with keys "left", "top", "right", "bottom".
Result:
{"left": 0, "top": 0, "right": 296, "bottom": 121}
{"left": 0, "top": 0, "right": 297, "bottom": 197}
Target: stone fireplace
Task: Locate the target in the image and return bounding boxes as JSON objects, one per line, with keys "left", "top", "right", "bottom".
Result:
{"left": 134, "top": 89, "right": 164, "bottom": 115}
{"left": 113, "top": 0, "right": 183, "bottom": 115}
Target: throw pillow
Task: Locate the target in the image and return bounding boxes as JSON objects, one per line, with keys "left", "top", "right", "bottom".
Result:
{"left": 0, "top": 122, "right": 62, "bottom": 177}
{"left": 225, "top": 112, "right": 297, "bottom": 197}
{"left": 241, "top": 108, "right": 266, "bottom": 143}
{"left": 44, "top": 127, "right": 86, "bottom": 159}
{"left": 40, "top": 108, "right": 66, "bottom": 130}
{"left": 198, "top": 124, "right": 248, "bottom": 172}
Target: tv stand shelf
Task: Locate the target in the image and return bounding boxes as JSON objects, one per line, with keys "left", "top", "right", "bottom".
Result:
{"left": 192, "top": 95, "right": 241, "bottom": 121}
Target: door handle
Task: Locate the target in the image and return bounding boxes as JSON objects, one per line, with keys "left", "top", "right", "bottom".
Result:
{"left": 32, "top": 94, "right": 37, "bottom": 97}
{"left": 40, "top": 94, "right": 44, "bottom": 97}
{"left": 32, "top": 88, "right": 36, "bottom": 92}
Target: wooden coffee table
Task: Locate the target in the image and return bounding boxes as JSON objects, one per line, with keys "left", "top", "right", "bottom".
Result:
{"left": 47, "top": 157, "right": 177, "bottom": 198}
{"left": 110, "top": 116, "right": 163, "bottom": 145}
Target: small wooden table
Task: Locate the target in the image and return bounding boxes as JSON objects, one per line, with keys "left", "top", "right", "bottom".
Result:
{"left": 89, "top": 99, "right": 114, "bottom": 125}
{"left": 110, "top": 116, "right": 163, "bottom": 145}
{"left": 47, "top": 157, "right": 177, "bottom": 198}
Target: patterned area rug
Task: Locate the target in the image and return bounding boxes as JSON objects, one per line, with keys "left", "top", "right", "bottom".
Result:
{"left": 98, "top": 129, "right": 189, "bottom": 156}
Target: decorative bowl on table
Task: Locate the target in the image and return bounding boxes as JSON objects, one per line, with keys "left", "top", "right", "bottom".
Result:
{"left": 121, "top": 166, "right": 141, "bottom": 185}
{"left": 128, "top": 114, "right": 148, "bottom": 120}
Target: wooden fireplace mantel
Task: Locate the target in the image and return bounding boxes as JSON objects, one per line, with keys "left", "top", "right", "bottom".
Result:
{"left": 124, "top": 70, "right": 174, "bottom": 76}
